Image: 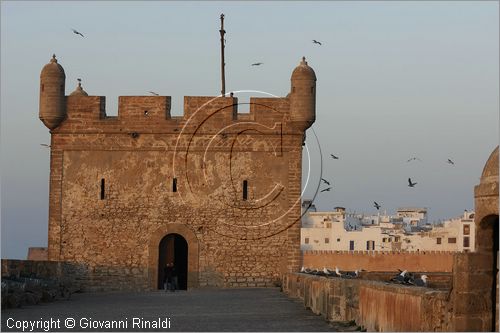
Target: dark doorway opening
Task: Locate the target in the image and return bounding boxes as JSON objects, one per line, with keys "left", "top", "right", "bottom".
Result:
{"left": 158, "top": 234, "right": 188, "bottom": 290}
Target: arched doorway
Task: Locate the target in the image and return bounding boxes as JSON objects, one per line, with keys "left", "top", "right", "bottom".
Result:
{"left": 158, "top": 233, "right": 188, "bottom": 290}
{"left": 149, "top": 223, "right": 199, "bottom": 290}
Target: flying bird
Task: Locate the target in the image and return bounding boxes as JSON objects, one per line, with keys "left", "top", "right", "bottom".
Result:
{"left": 407, "top": 157, "right": 421, "bottom": 162}
{"left": 71, "top": 29, "right": 85, "bottom": 37}
{"left": 251, "top": 62, "right": 263, "bottom": 66}
{"left": 374, "top": 202, "right": 381, "bottom": 210}
{"left": 40, "top": 143, "right": 51, "bottom": 148}
{"left": 312, "top": 40, "right": 322, "bottom": 45}
{"left": 148, "top": 91, "right": 159, "bottom": 96}
{"left": 321, "top": 178, "right": 330, "bottom": 186}
{"left": 330, "top": 154, "right": 339, "bottom": 159}
{"left": 447, "top": 159, "right": 455, "bottom": 165}
{"left": 320, "top": 187, "right": 332, "bottom": 193}
{"left": 408, "top": 178, "right": 417, "bottom": 188}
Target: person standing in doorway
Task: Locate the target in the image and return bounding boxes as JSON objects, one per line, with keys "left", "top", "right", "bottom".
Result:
{"left": 163, "top": 263, "right": 173, "bottom": 292}
{"left": 171, "top": 262, "right": 178, "bottom": 292}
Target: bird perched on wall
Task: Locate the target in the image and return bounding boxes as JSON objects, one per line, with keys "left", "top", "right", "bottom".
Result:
{"left": 301, "top": 266, "right": 312, "bottom": 274}
{"left": 408, "top": 178, "right": 417, "bottom": 187}
{"left": 391, "top": 270, "right": 406, "bottom": 283}
{"left": 71, "top": 29, "right": 85, "bottom": 37}
{"left": 390, "top": 269, "right": 413, "bottom": 284}
{"left": 447, "top": 158, "right": 455, "bottom": 165}
{"left": 321, "top": 178, "right": 331, "bottom": 186}
{"left": 374, "top": 202, "right": 381, "bottom": 210}
{"left": 334, "top": 267, "right": 345, "bottom": 278}
{"left": 251, "top": 62, "right": 263, "bottom": 66}
{"left": 410, "top": 274, "right": 428, "bottom": 287}
{"left": 312, "top": 39, "right": 322, "bottom": 45}
{"left": 344, "top": 269, "right": 364, "bottom": 279}
{"left": 320, "top": 187, "right": 332, "bottom": 193}
{"left": 323, "top": 267, "right": 335, "bottom": 277}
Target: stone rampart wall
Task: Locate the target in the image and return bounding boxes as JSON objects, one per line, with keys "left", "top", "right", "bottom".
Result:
{"left": 1, "top": 259, "right": 88, "bottom": 288}
{"left": 282, "top": 272, "right": 453, "bottom": 331}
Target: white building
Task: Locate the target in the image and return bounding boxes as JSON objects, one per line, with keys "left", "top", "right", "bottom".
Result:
{"left": 301, "top": 206, "right": 475, "bottom": 252}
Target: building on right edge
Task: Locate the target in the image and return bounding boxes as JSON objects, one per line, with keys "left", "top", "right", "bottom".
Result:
{"left": 452, "top": 146, "right": 498, "bottom": 331}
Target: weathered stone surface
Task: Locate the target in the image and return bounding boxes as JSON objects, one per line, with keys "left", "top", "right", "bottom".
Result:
{"left": 452, "top": 146, "right": 499, "bottom": 331}
{"left": 283, "top": 272, "right": 453, "bottom": 331}
{"left": 37, "top": 56, "right": 317, "bottom": 291}
{"left": 1, "top": 260, "right": 86, "bottom": 309}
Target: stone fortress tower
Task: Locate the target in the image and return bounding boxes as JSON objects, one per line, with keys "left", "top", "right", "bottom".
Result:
{"left": 39, "top": 55, "right": 317, "bottom": 290}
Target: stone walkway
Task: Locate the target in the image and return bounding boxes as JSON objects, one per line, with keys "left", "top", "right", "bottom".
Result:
{"left": 2, "top": 288, "right": 359, "bottom": 332}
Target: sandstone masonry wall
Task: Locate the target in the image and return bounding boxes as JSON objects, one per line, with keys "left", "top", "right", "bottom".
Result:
{"left": 1, "top": 259, "right": 88, "bottom": 288}
{"left": 27, "top": 247, "right": 48, "bottom": 261}
{"left": 283, "top": 272, "right": 453, "bottom": 331}
{"left": 47, "top": 95, "right": 305, "bottom": 290}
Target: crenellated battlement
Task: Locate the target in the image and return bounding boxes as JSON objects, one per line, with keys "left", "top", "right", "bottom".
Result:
{"left": 40, "top": 55, "right": 314, "bottom": 135}
{"left": 58, "top": 94, "right": 292, "bottom": 134}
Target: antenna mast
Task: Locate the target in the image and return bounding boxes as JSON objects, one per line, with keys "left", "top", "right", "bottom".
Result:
{"left": 220, "top": 13, "right": 226, "bottom": 96}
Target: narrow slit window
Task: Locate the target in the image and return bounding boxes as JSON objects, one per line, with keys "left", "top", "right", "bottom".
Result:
{"left": 242, "top": 180, "right": 248, "bottom": 200}
{"left": 172, "top": 178, "right": 177, "bottom": 192}
{"left": 100, "top": 178, "right": 105, "bottom": 200}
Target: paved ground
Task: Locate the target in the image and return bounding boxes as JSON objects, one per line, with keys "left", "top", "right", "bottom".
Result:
{"left": 2, "top": 288, "right": 359, "bottom": 332}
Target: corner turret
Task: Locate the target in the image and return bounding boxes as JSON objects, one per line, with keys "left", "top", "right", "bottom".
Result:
{"left": 39, "top": 54, "right": 66, "bottom": 129}
{"left": 289, "top": 56, "right": 316, "bottom": 131}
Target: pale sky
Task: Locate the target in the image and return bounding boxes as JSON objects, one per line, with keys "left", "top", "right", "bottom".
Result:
{"left": 1, "top": 1, "right": 498, "bottom": 259}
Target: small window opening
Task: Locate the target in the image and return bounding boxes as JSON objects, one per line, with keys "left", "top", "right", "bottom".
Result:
{"left": 243, "top": 180, "right": 248, "bottom": 200}
{"left": 463, "top": 236, "right": 470, "bottom": 248}
{"left": 60, "top": 84, "right": 64, "bottom": 93}
{"left": 172, "top": 178, "right": 177, "bottom": 192}
{"left": 100, "top": 178, "right": 105, "bottom": 200}
{"left": 463, "top": 224, "right": 470, "bottom": 235}
{"left": 41, "top": 84, "right": 44, "bottom": 92}
{"left": 311, "top": 86, "right": 314, "bottom": 93}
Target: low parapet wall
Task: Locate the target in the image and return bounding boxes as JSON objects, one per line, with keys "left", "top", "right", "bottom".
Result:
{"left": 303, "top": 250, "right": 455, "bottom": 272}
{"left": 282, "top": 272, "right": 453, "bottom": 331}
{"left": 1, "top": 259, "right": 87, "bottom": 285}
